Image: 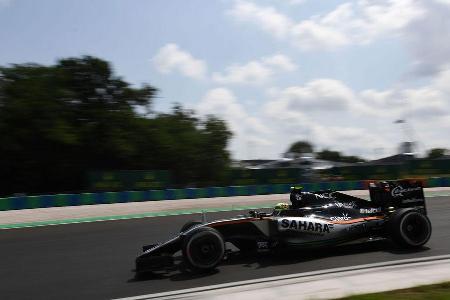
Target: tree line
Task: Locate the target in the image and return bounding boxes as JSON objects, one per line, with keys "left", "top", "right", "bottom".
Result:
{"left": 286, "top": 141, "right": 447, "bottom": 162}
{"left": 0, "top": 56, "right": 231, "bottom": 196}
{"left": 286, "top": 141, "right": 366, "bottom": 163}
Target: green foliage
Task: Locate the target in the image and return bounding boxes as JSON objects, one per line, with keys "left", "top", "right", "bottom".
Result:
{"left": 339, "top": 281, "right": 450, "bottom": 300}
{"left": 427, "top": 148, "right": 447, "bottom": 159}
{"left": 316, "top": 149, "right": 366, "bottom": 163}
{"left": 287, "top": 140, "right": 314, "bottom": 154}
{"left": 286, "top": 141, "right": 365, "bottom": 163}
{"left": 0, "top": 56, "right": 231, "bottom": 196}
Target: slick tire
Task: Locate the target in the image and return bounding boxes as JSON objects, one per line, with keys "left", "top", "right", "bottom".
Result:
{"left": 182, "top": 227, "right": 225, "bottom": 272}
{"left": 180, "top": 220, "right": 203, "bottom": 233}
{"left": 388, "top": 208, "right": 432, "bottom": 248}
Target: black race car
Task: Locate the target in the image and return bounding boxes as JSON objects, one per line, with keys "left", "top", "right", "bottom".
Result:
{"left": 135, "top": 180, "right": 432, "bottom": 274}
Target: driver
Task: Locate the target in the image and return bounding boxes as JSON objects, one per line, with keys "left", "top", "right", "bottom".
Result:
{"left": 274, "top": 202, "right": 289, "bottom": 210}
{"left": 273, "top": 202, "right": 289, "bottom": 215}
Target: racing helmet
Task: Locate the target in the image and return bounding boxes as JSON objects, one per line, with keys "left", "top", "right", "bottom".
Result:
{"left": 274, "top": 202, "right": 289, "bottom": 210}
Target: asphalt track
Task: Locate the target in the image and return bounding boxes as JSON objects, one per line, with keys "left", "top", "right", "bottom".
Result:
{"left": 1, "top": 197, "right": 450, "bottom": 300}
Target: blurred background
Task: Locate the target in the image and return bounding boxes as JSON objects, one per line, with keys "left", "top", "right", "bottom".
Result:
{"left": 1, "top": 0, "right": 450, "bottom": 197}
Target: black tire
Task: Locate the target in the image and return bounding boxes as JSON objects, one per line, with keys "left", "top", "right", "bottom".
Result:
{"left": 182, "top": 227, "right": 225, "bottom": 271}
{"left": 388, "top": 209, "right": 432, "bottom": 248}
{"left": 180, "top": 221, "right": 202, "bottom": 233}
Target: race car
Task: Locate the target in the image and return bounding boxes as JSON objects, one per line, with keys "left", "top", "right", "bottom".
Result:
{"left": 135, "top": 179, "right": 432, "bottom": 274}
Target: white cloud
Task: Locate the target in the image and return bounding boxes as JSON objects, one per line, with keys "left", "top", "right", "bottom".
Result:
{"left": 288, "top": 0, "right": 307, "bottom": 5}
{"left": 266, "top": 71, "right": 450, "bottom": 121}
{"left": 197, "top": 88, "right": 270, "bottom": 136}
{"left": 230, "top": 1, "right": 450, "bottom": 78}
{"left": 434, "top": 0, "right": 450, "bottom": 6}
{"left": 191, "top": 66, "right": 450, "bottom": 159}
{"left": 152, "top": 44, "right": 296, "bottom": 85}
{"left": 262, "top": 102, "right": 388, "bottom": 158}
{"left": 152, "top": 43, "right": 207, "bottom": 79}
{"left": 0, "top": 0, "right": 12, "bottom": 7}
{"left": 212, "top": 54, "right": 296, "bottom": 85}
{"left": 291, "top": 20, "right": 350, "bottom": 50}
{"left": 228, "top": 0, "right": 425, "bottom": 50}
{"left": 212, "top": 61, "right": 272, "bottom": 85}
{"left": 196, "top": 88, "right": 273, "bottom": 157}
{"left": 197, "top": 88, "right": 247, "bottom": 128}
{"left": 260, "top": 79, "right": 386, "bottom": 156}
{"left": 403, "top": 1, "right": 450, "bottom": 77}
{"left": 359, "top": 71, "right": 450, "bottom": 119}
{"left": 193, "top": 83, "right": 392, "bottom": 158}
{"left": 262, "top": 54, "right": 297, "bottom": 71}
{"left": 432, "top": 67, "right": 450, "bottom": 93}
{"left": 228, "top": 1, "right": 293, "bottom": 38}
{"left": 264, "top": 79, "right": 357, "bottom": 113}
{"left": 260, "top": 68, "right": 450, "bottom": 158}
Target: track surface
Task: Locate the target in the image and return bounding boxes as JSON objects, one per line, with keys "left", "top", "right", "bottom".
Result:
{"left": 1, "top": 197, "right": 450, "bottom": 300}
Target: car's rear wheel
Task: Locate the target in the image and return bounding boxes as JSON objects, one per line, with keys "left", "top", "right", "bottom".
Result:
{"left": 389, "top": 209, "right": 432, "bottom": 248}
{"left": 182, "top": 227, "right": 225, "bottom": 271}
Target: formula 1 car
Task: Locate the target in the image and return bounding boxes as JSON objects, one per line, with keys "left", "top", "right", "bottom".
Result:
{"left": 135, "top": 180, "right": 432, "bottom": 274}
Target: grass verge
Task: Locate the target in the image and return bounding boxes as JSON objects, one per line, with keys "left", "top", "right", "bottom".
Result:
{"left": 339, "top": 282, "right": 450, "bottom": 300}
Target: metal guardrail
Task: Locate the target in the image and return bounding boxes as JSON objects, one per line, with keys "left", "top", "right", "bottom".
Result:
{"left": 0, "top": 177, "right": 449, "bottom": 211}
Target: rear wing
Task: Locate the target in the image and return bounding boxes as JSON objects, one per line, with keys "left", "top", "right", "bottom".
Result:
{"left": 369, "top": 180, "right": 427, "bottom": 214}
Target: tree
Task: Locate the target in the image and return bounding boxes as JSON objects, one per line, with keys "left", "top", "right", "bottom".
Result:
{"left": 316, "top": 149, "right": 365, "bottom": 163}
{"left": 142, "top": 105, "right": 231, "bottom": 186}
{"left": 286, "top": 141, "right": 313, "bottom": 156}
{"left": 0, "top": 56, "right": 232, "bottom": 195}
{"left": 199, "top": 115, "right": 232, "bottom": 185}
{"left": 0, "top": 57, "right": 157, "bottom": 195}
{"left": 427, "top": 148, "right": 447, "bottom": 159}
{"left": 316, "top": 149, "right": 342, "bottom": 162}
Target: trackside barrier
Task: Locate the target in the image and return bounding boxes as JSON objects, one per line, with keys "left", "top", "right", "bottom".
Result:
{"left": 0, "top": 177, "right": 449, "bottom": 211}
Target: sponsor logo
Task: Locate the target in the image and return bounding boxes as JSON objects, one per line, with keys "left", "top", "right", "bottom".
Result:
{"left": 391, "top": 186, "right": 421, "bottom": 197}
{"left": 256, "top": 241, "right": 269, "bottom": 249}
{"left": 347, "top": 223, "right": 367, "bottom": 233}
{"left": 315, "top": 193, "right": 331, "bottom": 199}
{"left": 330, "top": 213, "right": 351, "bottom": 221}
{"left": 360, "top": 207, "right": 382, "bottom": 214}
{"left": 334, "top": 201, "right": 356, "bottom": 209}
{"left": 279, "top": 218, "right": 333, "bottom": 234}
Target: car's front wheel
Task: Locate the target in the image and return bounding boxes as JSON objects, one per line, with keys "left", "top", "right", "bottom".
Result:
{"left": 182, "top": 227, "right": 225, "bottom": 272}
{"left": 180, "top": 220, "right": 202, "bottom": 233}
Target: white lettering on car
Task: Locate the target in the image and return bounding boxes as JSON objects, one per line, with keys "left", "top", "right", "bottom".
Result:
{"left": 334, "top": 201, "right": 356, "bottom": 209}
{"left": 330, "top": 213, "right": 351, "bottom": 221}
{"left": 391, "top": 186, "right": 421, "bottom": 197}
{"left": 279, "top": 218, "right": 333, "bottom": 235}
{"left": 360, "top": 207, "right": 382, "bottom": 214}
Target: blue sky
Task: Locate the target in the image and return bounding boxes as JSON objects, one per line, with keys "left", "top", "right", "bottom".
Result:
{"left": 2, "top": 0, "right": 450, "bottom": 159}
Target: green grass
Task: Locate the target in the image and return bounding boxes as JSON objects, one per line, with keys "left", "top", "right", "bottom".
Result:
{"left": 339, "top": 282, "right": 450, "bottom": 300}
